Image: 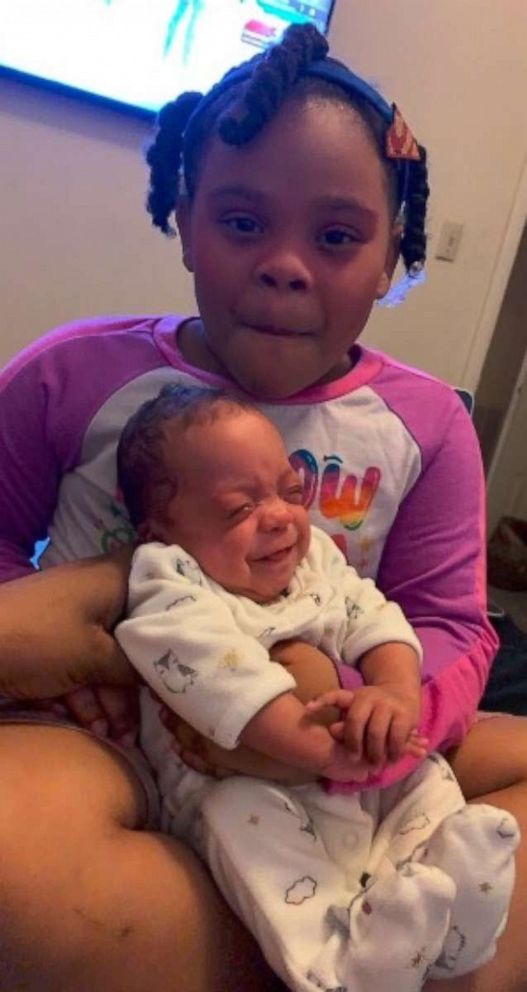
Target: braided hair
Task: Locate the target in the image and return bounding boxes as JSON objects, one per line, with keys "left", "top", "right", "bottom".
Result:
{"left": 145, "top": 23, "right": 429, "bottom": 273}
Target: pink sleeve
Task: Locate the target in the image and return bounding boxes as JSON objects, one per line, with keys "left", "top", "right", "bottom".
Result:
{"left": 0, "top": 315, "right": 166, "bottom": 582}
{"left": 335, "top": 392, "right": 498, "bottom": 793}
{"left": 0, "top": 356, "right": 64, "bottom": 579}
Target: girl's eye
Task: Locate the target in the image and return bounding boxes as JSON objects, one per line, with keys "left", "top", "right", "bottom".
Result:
{"left": 318, "top": 227, "right": 359, "bottom": 250}
{"left": 219, "top": 215, "right": 263, "bottom": 236}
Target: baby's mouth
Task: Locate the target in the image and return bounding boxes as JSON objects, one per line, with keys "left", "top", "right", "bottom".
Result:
{"left": 255, "top": 545, "right": 294, "bottom": 563}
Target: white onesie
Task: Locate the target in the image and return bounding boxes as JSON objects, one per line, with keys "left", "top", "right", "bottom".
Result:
{"left": 117, "top": 527, "right": 518, "bottom": 992}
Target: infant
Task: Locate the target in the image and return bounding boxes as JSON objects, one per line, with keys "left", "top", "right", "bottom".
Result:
{"left": 116, "top": 383, "right": 518, "bottom": 992}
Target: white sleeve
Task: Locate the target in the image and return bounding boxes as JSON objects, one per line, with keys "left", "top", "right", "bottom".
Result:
{"left": 115, "top": 543, "right": 295, "bottom": 749}
{"left": 313, "top": 528, "right": 422, "bottom": 668}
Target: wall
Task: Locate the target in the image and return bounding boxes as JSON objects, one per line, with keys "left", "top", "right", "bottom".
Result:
{"left": 1, "top": 0, "right": 527, "bottom": 387}
{"left": 329, "top": 0, "right": 527, "bottom": 387}
{"left": 475, "top": 223, "right": 527, "bottom": 470}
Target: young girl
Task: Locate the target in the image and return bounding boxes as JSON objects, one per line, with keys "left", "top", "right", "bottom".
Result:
{"left": 0, "top": 22, "right": 526, "bottom": 992}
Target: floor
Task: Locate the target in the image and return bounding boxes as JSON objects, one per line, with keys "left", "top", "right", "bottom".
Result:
{"left": 489, "top": 586, "right": 527, "bottom": 634}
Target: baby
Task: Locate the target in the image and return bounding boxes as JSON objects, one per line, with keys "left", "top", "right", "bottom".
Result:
{"left": 116, "top": 383, "right": 518, "bottom": 992}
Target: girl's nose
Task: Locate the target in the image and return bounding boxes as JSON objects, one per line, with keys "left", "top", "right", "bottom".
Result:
{"left": 254, "top": 252, "right": 312, "bottom": 293}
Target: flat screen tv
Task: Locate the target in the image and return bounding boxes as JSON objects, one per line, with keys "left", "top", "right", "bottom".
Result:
{"left": 0, "top": 1, "right": 337, "bottom": 116}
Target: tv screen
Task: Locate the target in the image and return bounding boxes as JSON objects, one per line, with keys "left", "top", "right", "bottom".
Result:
{"left": 0, "top": 1, "right": 337, "bottom": 116}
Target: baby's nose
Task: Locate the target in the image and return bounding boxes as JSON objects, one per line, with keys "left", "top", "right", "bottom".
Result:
{"left": 261, "top": 498, "right": 294, "bottom": 529}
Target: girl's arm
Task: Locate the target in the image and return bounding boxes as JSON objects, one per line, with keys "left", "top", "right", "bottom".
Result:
{"left": 341, "top": 397, "right": 498, "bottom": 788}
{"left": 0, "top": 546, "right": 136, "bottom": 699}
{"left": 0, "top": 342, "right": 67, "bottom": 580}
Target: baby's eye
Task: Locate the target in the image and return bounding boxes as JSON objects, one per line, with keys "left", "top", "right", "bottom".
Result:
{"left": 317, "top": 227, "right": 360, "bottom": 250}
{"left": 219, "top": 214, "right": 263, "bottom": 236}
{"left": 284, "top": 486, "right": 305, "bottom": 505}
{"left": 226, "top": 502, "right": 254, "bottom": 521}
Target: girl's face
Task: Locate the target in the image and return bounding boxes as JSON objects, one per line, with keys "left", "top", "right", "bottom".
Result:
{"left": 177, "top": 97, "right": 399, "bottom": 399}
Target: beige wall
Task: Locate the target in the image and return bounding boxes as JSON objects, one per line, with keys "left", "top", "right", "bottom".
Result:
{"left": 1, "top": 0, "right": 527, "bottom": 388}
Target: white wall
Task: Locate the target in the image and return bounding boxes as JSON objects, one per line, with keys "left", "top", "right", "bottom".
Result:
{"left": 329, "top": 0, "right": 527, "bottom": 387}
{"left": 1, "top": 0, "right": 527, "bottom": 388}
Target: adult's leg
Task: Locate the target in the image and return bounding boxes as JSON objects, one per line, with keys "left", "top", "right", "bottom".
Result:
{"left": 424, "top": 715, "right": 527, "bottom": 992}
{"left": 0, "top": 725, "right": 281, "bottom": 992}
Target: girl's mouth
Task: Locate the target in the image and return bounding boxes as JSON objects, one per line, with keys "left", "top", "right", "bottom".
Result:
{"left": 251, "top": 325, "right": 305, "bottom": 338}
{"left": 241, "top": 319, "right": 314, "bottom": 339}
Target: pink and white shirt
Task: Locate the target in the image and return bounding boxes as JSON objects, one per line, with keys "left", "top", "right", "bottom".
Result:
{"left": 0, "top": 314, "right": 498, "bottom": 787}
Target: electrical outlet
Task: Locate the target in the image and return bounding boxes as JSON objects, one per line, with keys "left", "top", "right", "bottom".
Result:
{"left": 435, "top": 221, "right": 464, "bottom": 262}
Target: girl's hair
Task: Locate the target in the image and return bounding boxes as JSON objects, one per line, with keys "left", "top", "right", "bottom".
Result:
{"left": 145, "top": 23, "right": 429, "bottom": 273}
{"left": 117, "top": 384, "right": 255, "bottom": 529}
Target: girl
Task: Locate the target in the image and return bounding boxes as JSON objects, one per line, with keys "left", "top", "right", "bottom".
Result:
{"left": 1, "top": 22, "right": 526, "bottom": 992}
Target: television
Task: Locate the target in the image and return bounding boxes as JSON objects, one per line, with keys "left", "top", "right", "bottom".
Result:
{"left": 0, "top": 1, "right": 337, "bottom": 117}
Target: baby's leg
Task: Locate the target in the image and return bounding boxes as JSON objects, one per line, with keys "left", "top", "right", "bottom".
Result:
{"left": 303, "top": 786, "right": 456, "bottom": 992}
{"left": 202, "top": 776, "right": 455, "bottom": 992}
{"left": 369, "top": 752, "right": 519, "bottom": 981}
{"left": 423, "top": 792, "right": 519, "bottom": 978}
{"left": 0, "top": 724, "right": 279, "bottom": 992}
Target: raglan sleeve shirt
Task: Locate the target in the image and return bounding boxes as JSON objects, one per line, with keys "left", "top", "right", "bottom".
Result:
{"left": 336, "top": 389, "right": 499, "bottom": 791}
{"left": 0, "top": 320, "right": 500, "bottom": 792}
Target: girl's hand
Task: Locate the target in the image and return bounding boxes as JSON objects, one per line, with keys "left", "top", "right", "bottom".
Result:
{"left": 306, "top": 687, "right": 427, "bottom": 768}
{"left": 24, "top": 685, "right": 140, "bottom": 746}
{"left": 62, "top": 685, "right": 139, "bottom": 745}
{"left": 0, "top": 547, "right": 136, "bottom": 700}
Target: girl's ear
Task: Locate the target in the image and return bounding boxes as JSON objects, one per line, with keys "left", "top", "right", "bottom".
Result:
{"left": 176, "top": 198, "right": 194, "bottom": 273}
{"left": 376, "top": 222, "right": 403, "bottom": 300}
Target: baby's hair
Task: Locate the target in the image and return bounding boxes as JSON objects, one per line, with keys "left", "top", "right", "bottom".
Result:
{"left": 145, "top": 23, "right": 429, "bottom": 272}
{"left": 117, "top": 384, "right": 255, "bottom": 529}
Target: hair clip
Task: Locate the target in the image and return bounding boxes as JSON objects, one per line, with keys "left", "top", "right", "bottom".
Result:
{"left": 385, "top": 106, "right": 421, "bottom": 161}
{"left": 377, "top": 262, "right": 426, "bottom": 308}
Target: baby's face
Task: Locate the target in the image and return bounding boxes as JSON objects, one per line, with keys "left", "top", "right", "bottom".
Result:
{"left": 151, "top": 411, "right": 310, "bottom": 603}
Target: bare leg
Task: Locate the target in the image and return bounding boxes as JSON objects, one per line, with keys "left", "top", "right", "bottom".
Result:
{"left": 424, "top": 715, "right": 527, "bottom": 992}
{"left": 0, "top": 725, "right": 282, "bottom": 992}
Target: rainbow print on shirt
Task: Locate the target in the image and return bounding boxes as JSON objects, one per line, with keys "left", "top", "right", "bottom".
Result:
{"left": 290, "top": 449, "right": 381, "bottom": 532}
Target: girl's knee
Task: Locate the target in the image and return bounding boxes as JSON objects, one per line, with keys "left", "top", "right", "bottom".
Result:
{"left": 448, "top": 716, "right": 527, "bottom": 800}
{"left": 0, "top": 725, "right": 146, "bottom": 843}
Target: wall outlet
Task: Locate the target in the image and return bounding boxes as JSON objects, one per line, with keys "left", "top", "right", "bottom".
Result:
{"left": 435, "top": 221, "right": 464, "bottom": 262}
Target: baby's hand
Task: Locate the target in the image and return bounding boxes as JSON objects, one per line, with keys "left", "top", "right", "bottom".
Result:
{"left": 306, "top": 687, "right": 427, "bottom": 768}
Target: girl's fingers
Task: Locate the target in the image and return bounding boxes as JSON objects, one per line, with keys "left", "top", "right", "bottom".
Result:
{"left": 94, "top": 684, "right": 139, "bottom": 745}
{"left": 63, "top": 685, "right": 140, "bottom": 745}
{"left": 63, "top": 686, "right": 108, "bottom": 736}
